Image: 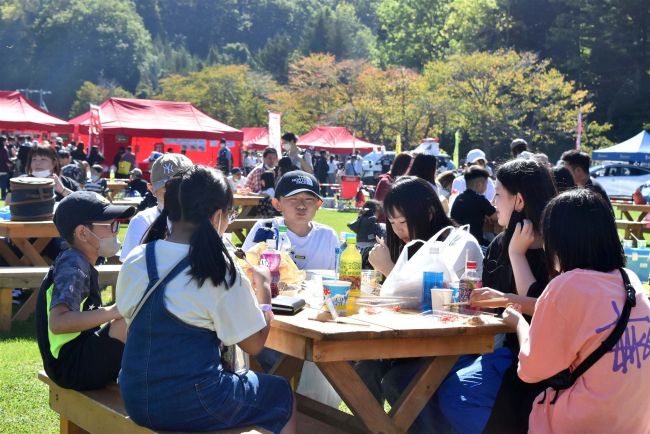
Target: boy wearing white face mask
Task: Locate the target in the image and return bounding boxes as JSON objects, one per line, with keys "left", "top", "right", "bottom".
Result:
{"left": 84, "top": 165, "right": 108, "bottom": 197}
{"left": 35, "top": 191, "right": 136, "bottom": 391}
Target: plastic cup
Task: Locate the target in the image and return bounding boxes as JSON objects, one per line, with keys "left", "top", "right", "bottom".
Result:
{"left": 361, "top": 270, "right": 382, "bottom": 295}
{"left": 323, "top": 280, "right": 352, "bottom": 316}
{"left": 638, "top": 240, "right": 647, "bottom": 249}
{"left": 431, "top": 288, "right": 453, "bottom": 309}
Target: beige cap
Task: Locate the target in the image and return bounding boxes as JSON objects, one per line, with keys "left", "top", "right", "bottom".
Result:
{"left": 150, "top": 153, "right": 193, "bottom": 191}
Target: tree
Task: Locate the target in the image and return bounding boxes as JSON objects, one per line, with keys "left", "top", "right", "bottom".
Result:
{"left": 31, "top": 0, "right": 152, "bottom": 116}
{"left": 374, "top": 0, "right": 451, "bottom": 68}
{"left": 156, "top": 64, "right": 278, "bottom": 128}
{"left": 69, "top": 81, "right": 133, "bottom": 118}
{"left": 255, "top": 34, "right": 291, "bottom": 84}
{"left": 271, "top": 54, "right": 349, "bottom": 133}
{"left": 341, "top": 65, "right": 435, "bottom": 147}
{"left": 423, "top": 50, "right": 610, "bottom": 159}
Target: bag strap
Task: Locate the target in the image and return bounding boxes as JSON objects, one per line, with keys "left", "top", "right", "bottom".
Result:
{"left": 539, "top": 268, "right": 636, "bottom": 404}
{"left": 569, "top": 268, "right": 636, "bottom": 380}
{"left": 130, "top": 241, "right": 190, "bottom": 322}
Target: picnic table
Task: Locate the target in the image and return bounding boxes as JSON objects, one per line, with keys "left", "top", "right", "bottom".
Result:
{"left": 0, "top": 221, "right": 60, "bottom": 266}
{"left": 106, "top": 180, "right": 128, "bottom": 194}
{"left": 265, "top": 307, "right": 512, "bottom": 434}
{"left": 612, "top": 202, "right": 650, "bottom": 244}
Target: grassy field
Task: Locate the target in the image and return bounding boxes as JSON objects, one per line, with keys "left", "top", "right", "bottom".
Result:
{"left": 0, "top": 209, "right": 358, "bottom": 434}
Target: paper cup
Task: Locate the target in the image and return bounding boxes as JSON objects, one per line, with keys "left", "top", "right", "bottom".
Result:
{"left": 323, "top": 280, "right": 352, "bottom": 315}
{"left": 431, "top": 288, "right": 453, "bottom": 309}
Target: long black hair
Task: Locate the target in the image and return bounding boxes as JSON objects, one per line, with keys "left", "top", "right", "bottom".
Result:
{"left": 383, "top": 176, "right": 454, "bottom": 262}
{"left": 390, "top": 153, "right": 412, "bottom": 177}
{"left": 492, "top": 159, "right": 557, "bottom": 269}
{"left": 144, "top": 165, "right": 236, "bottom": 288}
{"left": 542, "top": 188, "right": 624, "bottom": 276}
{"left": 408, "top": 153, "right": 437, "bottom": 183}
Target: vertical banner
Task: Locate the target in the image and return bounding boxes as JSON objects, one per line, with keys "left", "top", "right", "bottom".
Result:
{"left": 352, "top": 130, "right": 357, "bottom": 154}
{"left": 395, "top": 134, "right": 402, "bottom": 154}
{"left": 453, "top": 130, "right": 461, "bottom": 168}
{"left": 268, "top": 111, "right": 282, "bottom": 154}
{"left": 575, "top": 111, "right": 583, "bottom": 151}
{"left": 89, "top": 104, "right": 104, "bottom": 153}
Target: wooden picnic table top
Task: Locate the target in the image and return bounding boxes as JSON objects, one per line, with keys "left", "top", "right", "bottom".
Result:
{"left": 0, "top": 220, "right": 59, "bottom": 238}
{"left": 233, "top": 194, "right": 264, "bottom": 207}
{"left": 613, "top": 202, "right": 650, "bottom": 213}
{"left": 266, "top": 306, "right": 512, "bottom": 433}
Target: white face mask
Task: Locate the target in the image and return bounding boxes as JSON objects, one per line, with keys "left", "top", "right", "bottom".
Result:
{"left": 32, "top": 169, "right": 52, "bottom": 178}
{"left": 91, "top": 175, "right": 100, "bottom": 182}
{"left": 88, "top": 230, "right": 120, "bottom": 257}
{"left": 282, "top": 143, "right": 292, "bottom": 152}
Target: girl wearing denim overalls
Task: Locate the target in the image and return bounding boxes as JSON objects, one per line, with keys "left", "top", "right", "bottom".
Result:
{"left": 116, "top": 166, "right": 296, "bottom": 433}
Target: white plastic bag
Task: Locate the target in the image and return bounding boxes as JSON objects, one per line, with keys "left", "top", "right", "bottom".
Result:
{"left": 380, "top": 225, "right": 483, "bottom": 306}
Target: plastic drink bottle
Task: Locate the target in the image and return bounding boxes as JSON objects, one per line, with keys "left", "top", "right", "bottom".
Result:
{"left": 421, "top": 245, "right": 449, "bottom": 311}
{"left": 260, "top": 239, "right": 281, "bottom": 297}
{"left": 109, "top": 167, "right": 115, "bottom": 181}
{"left": 277, "top": 225, "right": 292, "bottom": 256}
{"left": 339, "top": 234, "right": 362, "bottom": 315}
{"left": 459, "top": 261, "right": 482, "bottom": 303}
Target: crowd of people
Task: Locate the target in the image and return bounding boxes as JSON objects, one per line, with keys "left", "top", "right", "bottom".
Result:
{"left": 3, "top": 129, "right": 646, "bottom": 434}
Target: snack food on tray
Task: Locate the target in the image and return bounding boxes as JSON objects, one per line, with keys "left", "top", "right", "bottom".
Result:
{"left": 235, "top": 241, "right": 306, "bottom": 285}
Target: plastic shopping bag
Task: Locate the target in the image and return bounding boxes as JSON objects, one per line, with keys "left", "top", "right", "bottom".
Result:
{"left": 380, "top": 225, "right": 483, "bottom": 307}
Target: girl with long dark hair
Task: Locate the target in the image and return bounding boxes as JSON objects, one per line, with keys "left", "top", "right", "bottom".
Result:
{"left": 504, "top": 189, "right": 650, "bottom": 433}
{"left": 116, "top": 166, "right": 295, "bottom": 433}
{"left": 369, "top": 176, "right": 454, "bottom": 276}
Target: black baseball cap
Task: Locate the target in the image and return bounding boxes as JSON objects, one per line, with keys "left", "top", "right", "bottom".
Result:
{"left": 54, "top": 191, "right": 136, "bottom": 239}
{"left": 274, "top": 170, "right": 322, "bottom": 200}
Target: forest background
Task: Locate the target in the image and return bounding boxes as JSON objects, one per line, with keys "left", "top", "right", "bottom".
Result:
{"left": 1, "top": 0, "right": 648, "bottom": 160}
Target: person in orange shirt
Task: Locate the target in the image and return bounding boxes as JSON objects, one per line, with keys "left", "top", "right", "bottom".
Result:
{"left": 503, "top": 188, "right": 650, "bottom": 434}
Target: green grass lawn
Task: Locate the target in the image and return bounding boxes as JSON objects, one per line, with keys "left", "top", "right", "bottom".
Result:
{"left": 0, "top": 209, "right": 358, "bottom": 433}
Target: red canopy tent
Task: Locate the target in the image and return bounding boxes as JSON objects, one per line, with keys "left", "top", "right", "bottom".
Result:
{"left": 69, "top": 97, "right": 244, "bottom": 169}
{"left": 241, "top": 127, "right": 270, "bottom": 150}
{"left": 0, "top": 91, "right": 72, "bottom": 133}
{"left": 297, "top": 126, "right": 380, "bottom": 154}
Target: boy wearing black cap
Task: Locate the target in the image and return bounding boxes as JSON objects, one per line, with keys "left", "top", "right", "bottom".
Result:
{"left": 242, "top": 170, "right": 338, "bottom": 271}
{"left": 35, "top": 191, "right": 136, "bottom": 390}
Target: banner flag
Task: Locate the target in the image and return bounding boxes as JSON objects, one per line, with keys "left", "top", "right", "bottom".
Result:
{"left": 395, "top": 134, "right": 402, "bottom": 154}
{"left": 576, "top": 111, "right": 583, "bottom": 150}
{"left": 268, "top": 111, "right": 282, "bottom": 154}
{"left": 453, "top": 130, "right": 461, "bottom": 168}
{"left": 89, "top": 104, "right": 103, "bottom": 152}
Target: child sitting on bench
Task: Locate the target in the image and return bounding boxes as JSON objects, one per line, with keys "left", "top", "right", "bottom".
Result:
{"left": 35, "top": 191, "right": 135, "bottom": 390}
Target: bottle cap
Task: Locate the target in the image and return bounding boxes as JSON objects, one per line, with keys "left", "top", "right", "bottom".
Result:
{"left": 466, "top": 261, "right": 478, "bottom": 269}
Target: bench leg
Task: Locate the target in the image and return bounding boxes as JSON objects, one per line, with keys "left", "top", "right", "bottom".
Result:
{"left": 0, "top": 287, "right": 11, "bottom": 333}
{"left": 60, "top": 415, "right": 89, "bottom": 434}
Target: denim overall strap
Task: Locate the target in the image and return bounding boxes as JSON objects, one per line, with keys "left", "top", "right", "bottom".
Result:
{"left": 145, "top": 241, "right": 160, "bottom": 286}
{"left": 131, "top": 241, "right": 190, "bottom": 322}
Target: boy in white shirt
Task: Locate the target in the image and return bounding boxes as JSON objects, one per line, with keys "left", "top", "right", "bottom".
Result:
{"left": 242, "top": 170, "right": 338, "bottom": 271}
{"left": 120, "top": 153, "right": 192, "bottom": 261}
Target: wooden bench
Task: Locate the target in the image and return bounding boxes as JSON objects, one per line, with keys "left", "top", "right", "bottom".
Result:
{"left": 616, "top": 220, "right": 648, "bottom": 243}
{"left": 0, "top": 264, "right": 121, "bottom": 332}
{"left": 38, "top": 371, "right": 270, "bottom": 434}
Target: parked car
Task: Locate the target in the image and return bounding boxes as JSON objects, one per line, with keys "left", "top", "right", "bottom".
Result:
{"left": 589, "top": 164, "right": 650, "bottom": 196}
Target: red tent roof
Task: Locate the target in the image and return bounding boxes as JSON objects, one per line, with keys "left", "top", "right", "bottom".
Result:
{"left": 0, "top": 91, "right": 72, "bottom": 133}
{"left": 298, "top": 126, "right": 380, "bottom": 154}
{"left": 69, "top": 97, "right": 242, "bottom": 141}
{"left": 241, "top": 127, "right": 270, "bottom": 150}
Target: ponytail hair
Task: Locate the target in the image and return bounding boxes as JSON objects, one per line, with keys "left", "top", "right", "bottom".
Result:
{"left": 147, "top": 165, "right": 236, "bottom": 288}
{"left": 142, "top": 208, "right": 169, "bottom": 244}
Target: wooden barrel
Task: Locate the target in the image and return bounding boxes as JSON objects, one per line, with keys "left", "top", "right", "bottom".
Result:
{"left": 9, "top": 177, "right": 55, "bottom": 221}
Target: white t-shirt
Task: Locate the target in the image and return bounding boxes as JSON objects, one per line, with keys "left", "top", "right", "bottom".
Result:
{"left": 327, "top": 161, "right": 338, "bottom": 174}
{"left": 120, "top": 206, "right": 161, "bottom": 262}
{"left": 451, "top": 176, "right": 496, "bottom": 202}
{"left": 116, "top": 240, "right": 266, "bottom": 346}
{"left": 227, "top": 174, "right": 247, "bottom": 191}
{"left": 242, "top": 217, "right": 338, "bottom": 271}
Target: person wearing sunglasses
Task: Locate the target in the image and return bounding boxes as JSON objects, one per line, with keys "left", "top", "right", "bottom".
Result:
{"left": 35, "top": 191, "right": 136, "bottom": 391}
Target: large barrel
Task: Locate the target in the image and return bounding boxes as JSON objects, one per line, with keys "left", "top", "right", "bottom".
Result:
{"left": 9, "top": 177, "right": 55, "bottom": 221}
